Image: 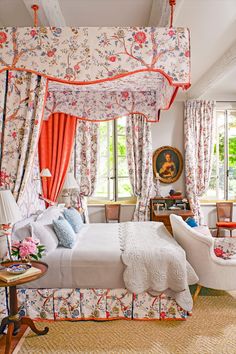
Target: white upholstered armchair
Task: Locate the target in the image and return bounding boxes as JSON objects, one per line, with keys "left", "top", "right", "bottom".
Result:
{"left": 170, "top": 214, "right": 236, "bottom": 301}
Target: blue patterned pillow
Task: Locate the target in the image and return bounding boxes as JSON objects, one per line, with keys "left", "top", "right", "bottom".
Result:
{"left": 53, "top": 216, "right": 76, "bottom": 248}
{"left": 185, "top": 217, "right": 198, "bottom": 227}
{"left": 63, "top": 207, "right": 83, "bottom": 233}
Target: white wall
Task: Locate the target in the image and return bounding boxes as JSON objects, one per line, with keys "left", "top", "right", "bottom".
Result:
{"left": 151, "top": 102, "right": 185, "bottom": 197}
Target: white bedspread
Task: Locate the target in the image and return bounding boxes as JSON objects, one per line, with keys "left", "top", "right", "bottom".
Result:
{"left": 120, "top": 222, "right": 198, "bottom": 311}
{"left": 23, "top": 222, "right": 198, "bottom": 311}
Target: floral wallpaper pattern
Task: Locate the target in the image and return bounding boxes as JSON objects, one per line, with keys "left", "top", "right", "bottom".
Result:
{"left": 0, "top": 27, "right": 190, "bottom": 86}
{"left": 0, "top": 70, "right": 47, "bottom": 217}
{"left": 0, "top": 288, "right": 187, "bottom": 322}
{"left": 126, "top": 114, "right": 153, "bottom": 221}
{"left": 184, "top": 100, "right": 215, "bottom": 224}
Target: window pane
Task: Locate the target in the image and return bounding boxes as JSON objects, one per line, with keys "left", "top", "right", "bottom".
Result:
{"left": 117, "top": 135, "right": 126, "bottom": 157}
{"left": 228, "top": 110, "right": 236, "bottom": 199}
{"left": 98, "top": 156, "right": 108, "bottom": 177}
{"left": 94, "top": 178, "right": 108, "bottom": 199}
{"left": 118, "top": 177, "right": 133, "bottom": 198}
{"left": 117, "top": 156, "right": 129, "bottom": 177}
{"left": 117, "top": 116, "right": 126, "bottom": 135}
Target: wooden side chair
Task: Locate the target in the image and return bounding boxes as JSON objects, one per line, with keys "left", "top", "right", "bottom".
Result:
{"left": 105, "top": 204, "right": 121, "bottom": 223}
{"left": 216, "top": 202, "right": 236, "bottom": 237}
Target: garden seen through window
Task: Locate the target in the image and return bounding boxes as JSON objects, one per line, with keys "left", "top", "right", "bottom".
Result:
{"left": 204, "top": 108, "right": 236, "bottom": 201}
{"left": 93, "top": 116, "right": 133, "bottom": 201}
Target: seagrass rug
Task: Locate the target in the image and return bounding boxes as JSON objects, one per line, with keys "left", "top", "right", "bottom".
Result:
{"left": 13, "top": 290, "right": 236, "bottom": 354}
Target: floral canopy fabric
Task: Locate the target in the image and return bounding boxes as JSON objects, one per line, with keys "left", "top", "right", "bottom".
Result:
{"left": 0, "top": 26, "right": 190, "bottom": 217}
{"left": 0, "top": 26, "right": 190, "bottom": 122}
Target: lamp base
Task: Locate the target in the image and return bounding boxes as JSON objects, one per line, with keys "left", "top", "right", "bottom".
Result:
{"left": 1, "top": 224, "right": 12, "bottom": 260}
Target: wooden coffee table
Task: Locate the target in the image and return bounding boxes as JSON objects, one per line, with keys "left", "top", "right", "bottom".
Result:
{"left": 0, "top": 261, "right": 49, "bottom": 354}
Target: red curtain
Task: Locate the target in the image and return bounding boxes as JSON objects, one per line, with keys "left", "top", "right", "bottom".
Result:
{"left": 38, "top": 113, "right": 77, "bottom": 203}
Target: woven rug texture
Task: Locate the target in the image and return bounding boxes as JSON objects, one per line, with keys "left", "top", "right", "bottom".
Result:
{"left": 14, "top": 290, "right": 236, "bottom": 354}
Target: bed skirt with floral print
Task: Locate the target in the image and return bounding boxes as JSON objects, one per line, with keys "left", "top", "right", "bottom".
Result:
{"left": 0, "top": 288, "right": 188, "bottom": 321}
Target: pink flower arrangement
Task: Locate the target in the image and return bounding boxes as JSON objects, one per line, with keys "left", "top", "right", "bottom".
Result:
{"left": 11, "top": 237, "right": 45, "bottom": 261}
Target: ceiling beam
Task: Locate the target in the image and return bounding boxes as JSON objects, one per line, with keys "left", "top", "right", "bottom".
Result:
{"left": 189, "top": 39, "right": 236, "bottom": 98}
{"left": 148, "top": 0, "right": 170, "bottom": 27}
{"left": 148, "top": 0, "right": 185, "bottom": 27}
{"left": 22, "top": 0, "right": 66, "bottom": 26}
{"left": 174, "top": 0, "right": 185, "bottom": 23}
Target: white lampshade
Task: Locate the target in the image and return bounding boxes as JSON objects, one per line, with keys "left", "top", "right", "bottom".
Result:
{"left": 63, "top": 173, "right": 79, "bottom": 190}
{"left": 40, "top": 168, "right": 52, "bottom": 177}
{"left": 0, "top": 190, "right": 22, "bottom": 224}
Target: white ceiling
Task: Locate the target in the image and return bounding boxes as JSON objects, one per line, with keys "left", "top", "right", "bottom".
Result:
{"left": 0, "top": 0, "right": 235, "bottom": 100}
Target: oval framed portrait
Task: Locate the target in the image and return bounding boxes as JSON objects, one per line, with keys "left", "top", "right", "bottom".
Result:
{"left": 153, "top": 146, "right": 183, "bottom": 184}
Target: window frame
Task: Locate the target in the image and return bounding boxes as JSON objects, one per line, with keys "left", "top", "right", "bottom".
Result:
{"left": 202, "top": 102, "right": 236, "bottom": 203}
{"left": 92, "top": 118, "right": 133, "bottom": 203}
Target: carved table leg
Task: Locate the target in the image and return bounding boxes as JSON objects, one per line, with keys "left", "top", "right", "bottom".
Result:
{"left": 21, "top": 317, "right": 49, "bottom": 335}
{"left": 5, "top": 322, "right": 14, "bottom": 354}
{"left": 2, "top": 284, "right": 49, "bottom": 354}
{"left": 0, "top": 316, "right": 9, "bottom": 334}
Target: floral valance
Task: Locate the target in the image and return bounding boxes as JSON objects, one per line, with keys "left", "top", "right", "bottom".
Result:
{"left": 0, "top": 27, "right": 190, "bottom": 88}
{"left": 45, "top": 73, "right": 176, "bottom": 122}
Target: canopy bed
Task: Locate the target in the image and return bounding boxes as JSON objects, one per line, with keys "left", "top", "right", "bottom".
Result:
{"left": 0, "top": 0, "right": 193, "bottom": 322}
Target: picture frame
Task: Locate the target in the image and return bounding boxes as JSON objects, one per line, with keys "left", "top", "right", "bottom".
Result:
{"left": 153, "top": 146, "right": 183, "bottom": 184}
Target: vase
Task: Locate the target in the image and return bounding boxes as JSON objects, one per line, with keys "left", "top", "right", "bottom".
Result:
{"left": 20, "top": 257, "right": 32, "bottom": 265}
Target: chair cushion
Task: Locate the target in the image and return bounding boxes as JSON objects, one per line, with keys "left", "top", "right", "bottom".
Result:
{"left": 63, "top": 207, "right": 83, "bottom": 233}
{"left": 216, "top": 222, "right": 236, "bottom": 228}
{"left": 214, "top": 238, "right": 236, "bottom": 260}
{"left": 53, "top": 216, "right": 76, "bottom": 249}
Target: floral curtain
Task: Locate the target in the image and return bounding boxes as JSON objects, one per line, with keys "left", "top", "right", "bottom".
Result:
{"left": 184, "top": 100, "right": 215, "bottom": 224}
{"left": 70, "top": 120, "right": 99, "bottom": 223}
{"left": 0, "top": 70, "right": 48, "bottom": 217}
{"left": 126, "top": 114, "right": 153, "bottom": 221}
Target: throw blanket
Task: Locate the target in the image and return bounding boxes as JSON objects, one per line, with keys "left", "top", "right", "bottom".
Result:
{"left": 120, "top": 222, "right": 199, "bottom": 311}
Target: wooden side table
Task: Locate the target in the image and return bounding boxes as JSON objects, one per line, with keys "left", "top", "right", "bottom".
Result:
{"left": 151, "top": 210, "right": 194, "bottom": 234}
{"left": 0, "top": 261, "right": 49, "bottom": 354}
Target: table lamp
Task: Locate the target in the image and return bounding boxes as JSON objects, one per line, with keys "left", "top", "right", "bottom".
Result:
{"left": 61, "top": 173, "right": 79, "bottom": 207}
{"left": 40, "top": 168, "right": 52, "bottom": 177}
{"left": 0, "top": 189, "right": 22, "bottom": 260}
{"left": 155, "top": 172, "right": 161, "bottom": 197}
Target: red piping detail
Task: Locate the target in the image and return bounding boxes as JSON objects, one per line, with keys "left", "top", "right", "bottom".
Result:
{"left": 0, "top": 67, "right": 191, "bottom": 90}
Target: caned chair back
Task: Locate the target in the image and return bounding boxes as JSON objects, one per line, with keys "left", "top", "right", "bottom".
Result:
{"left": 105, "top": 204, "right": 121, "bottom": 223}
{"left": 216, "top": 202, "right": 233, "bottom": 222}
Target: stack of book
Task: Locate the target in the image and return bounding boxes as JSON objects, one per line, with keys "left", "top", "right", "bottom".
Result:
{"left": 0, "top": 266, "right": 41, "bottom": 283}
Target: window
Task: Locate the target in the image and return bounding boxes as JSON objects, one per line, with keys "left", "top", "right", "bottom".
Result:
{"left": 93, "top": 116, "right": 133, "bottom": 201}
{"left": 204, "top": 107, "right": 236, "bottom": 201}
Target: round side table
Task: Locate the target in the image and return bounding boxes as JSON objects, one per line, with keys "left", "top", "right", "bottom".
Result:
{"left": 0, "top": 260, "right": 49, "bottom": 354}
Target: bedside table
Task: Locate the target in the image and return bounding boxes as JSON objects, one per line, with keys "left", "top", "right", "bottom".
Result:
{"left": 0, "top": 261, "right": 49, "bottom": 354}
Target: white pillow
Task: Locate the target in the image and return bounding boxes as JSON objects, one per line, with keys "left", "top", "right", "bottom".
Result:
{"left": 192, "top": 225, "right": 212, "bottom": 237}
{"left": 30, "top": 222, "right": 58, "bottom": 254}
{"left": 12, "top": 212, "right": 42, "bottom": 241}
{"left": 36, "top": 206, "right": 63, "bottom": 226}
